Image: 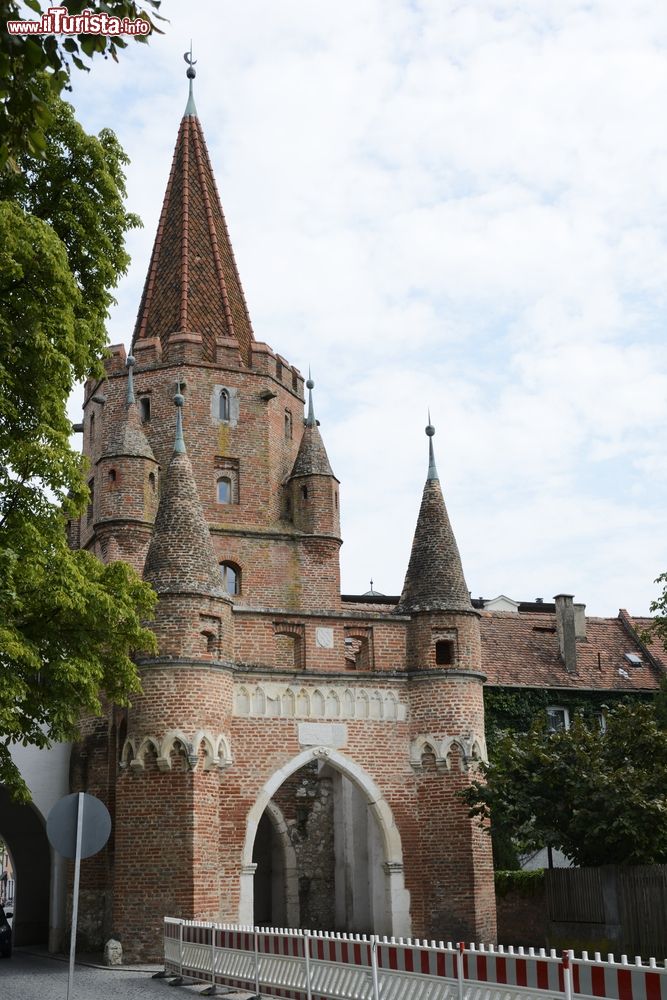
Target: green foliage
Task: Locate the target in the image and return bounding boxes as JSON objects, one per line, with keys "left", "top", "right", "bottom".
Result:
{"left": 462, "top": 702, "right": 667, "bottom": 866}
{"left": 494, "top": 869, "right": 544, "bottom": 898}
{"left": 484, "top": 687, "right": 646, "bottom": 749}
{"left": 0, "top": 0, "right": 164, "bottom": 170}
{"left": 0, "top": 90, "right": 157, "bottom": 799}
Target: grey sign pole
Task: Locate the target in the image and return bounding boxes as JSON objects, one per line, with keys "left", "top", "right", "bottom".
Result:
{"left": 67, "top": 793, "right": 85, "bottom": 1000}
{"left": 46, "top": 791, "right": 112, "bottom": 1000}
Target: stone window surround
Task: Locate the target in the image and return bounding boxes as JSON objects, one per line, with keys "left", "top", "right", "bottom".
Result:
{"left": 211, "top": 384, "right": 240, "bottom": 427}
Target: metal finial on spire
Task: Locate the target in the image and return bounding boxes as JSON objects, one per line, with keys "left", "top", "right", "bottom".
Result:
{"left": 306, "top": 367, "right": 315, "bottom": 427}
{"left": 425, "top": 410, "right": 438, "bottom": 481}
{"left": 174, "top": 385, "right": 186, "bottom": 454}
{"left": 183, "top": 43, "right": 197, "bottom": 117}
{"left": 126, "top": 354, "right": 136, "bottom": 406}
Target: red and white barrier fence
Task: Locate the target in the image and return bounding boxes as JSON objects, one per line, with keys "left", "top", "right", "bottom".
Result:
{"left": 163, "top": 919, "right": 667, "bottom": 1000}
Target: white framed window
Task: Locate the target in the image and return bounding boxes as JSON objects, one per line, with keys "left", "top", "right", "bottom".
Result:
{"left": 592, "top": 710, "right": 607, "bottom": 733}
{"left": 546, "top": 706, "right": 570, "bottom": 732}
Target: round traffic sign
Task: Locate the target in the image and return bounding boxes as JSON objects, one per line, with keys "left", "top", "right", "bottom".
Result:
{"left": 46, "top": 793, "right": 111, "bottom": 860}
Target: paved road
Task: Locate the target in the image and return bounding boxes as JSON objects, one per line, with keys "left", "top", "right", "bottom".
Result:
{"left": 0, "top": 948, "right": 204, "bottom": 999}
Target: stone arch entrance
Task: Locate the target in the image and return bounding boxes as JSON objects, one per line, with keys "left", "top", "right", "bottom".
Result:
{"left": 241, "top": 747, "right": 411, "bottom": 936}
{"left": 0, "top": 786, "right": 50, "bottom": 947}
{"left": 252, "top": 800, "right": 299, "bottom": 927}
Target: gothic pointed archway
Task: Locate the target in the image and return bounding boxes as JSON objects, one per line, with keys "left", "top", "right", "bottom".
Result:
{"left": 0, "top": 786, "right": 50, "bottom": 947}
{"left": 240, "top": 747, "right": 411, "bottom": 936}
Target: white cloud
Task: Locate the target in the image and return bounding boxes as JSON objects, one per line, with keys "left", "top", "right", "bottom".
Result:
{"left": 67, "top": 0, "right": 667, "bottom": 615}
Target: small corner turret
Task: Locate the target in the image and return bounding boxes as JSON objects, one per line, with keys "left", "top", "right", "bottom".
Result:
{"left": 143, "top": 389, "right": 233, "bottom": 663}
{"left": 397, "top": 418, "right": 481, "bottom": 674}
{"left": 397, "top": 418, "right": 472, "bottom": 617}
{"left": 286, "top": 373, "right": 341, "bottom": 539}
{"left": 93, "top": 355, "right": 159, "bottom": 572}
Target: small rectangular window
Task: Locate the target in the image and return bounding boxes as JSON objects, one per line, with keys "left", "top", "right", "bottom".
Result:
{"left": 435, "top": 639, "right": 455, "bottom": 666}
{"left": 139, "top": 397, "right": 151, "bottom": 423}
{"left": 546, "top": 706, "right": 570, "bottom": 732}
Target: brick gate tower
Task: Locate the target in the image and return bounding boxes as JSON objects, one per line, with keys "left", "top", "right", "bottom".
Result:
{"left": 70, "top": 65, "right": 496, "bottom": 961}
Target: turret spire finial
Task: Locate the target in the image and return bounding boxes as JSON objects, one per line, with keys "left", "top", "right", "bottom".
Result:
{"left": 184, "top": 43, "right": 197, "bottom": 117}
{"left": 306, "top": 367, "right": 315, "bottom": 427}
{"left": 126, "top": 354, "right": 136, "bottom": 407}
{"left": 174, "top": 383, "right": 186, "bottom": 454}
{"left": 426, "top": 410, "right": 438, "bottom": 481}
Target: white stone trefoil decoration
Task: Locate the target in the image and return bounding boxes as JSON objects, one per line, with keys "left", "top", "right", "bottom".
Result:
{"left": 409, "top": 732, "right": 486, "bottom": 772}
{"left": 120, "top": 730, "right": 233, "bottom": 773}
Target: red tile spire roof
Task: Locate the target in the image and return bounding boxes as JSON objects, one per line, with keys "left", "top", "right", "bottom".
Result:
{"left": 132, "top": 98, "right": 255, "bottom": 365}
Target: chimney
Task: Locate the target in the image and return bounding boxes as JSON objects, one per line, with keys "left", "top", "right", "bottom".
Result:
{"left": 554, "top": 594, "right": 577, "bottom": 674}
{"left": 574, "top": 603, "right": 586, "bottom": 640}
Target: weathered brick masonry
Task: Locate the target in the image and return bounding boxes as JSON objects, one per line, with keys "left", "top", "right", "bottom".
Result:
{"left": 70, "top": 80, "right": 496, "bottom": 961}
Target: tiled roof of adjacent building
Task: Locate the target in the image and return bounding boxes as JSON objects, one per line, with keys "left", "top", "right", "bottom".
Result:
{"left": 132, "top": 107, "right": 255, "bottom": 365}
{"left": 480, "top": 610, "right": 662, "bottom": 691}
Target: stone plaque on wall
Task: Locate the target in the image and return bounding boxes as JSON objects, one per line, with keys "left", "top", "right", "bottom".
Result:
{"left": 298, "top": 723, "right": 347, "bottom": 748}
{"left": 315, "top": 627, "right": 334, "bottom": 648}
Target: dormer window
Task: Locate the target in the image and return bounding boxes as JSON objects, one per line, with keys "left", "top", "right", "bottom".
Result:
{"left": 217, "top": 476, "right": 232, "bottom": 504}
{"left": 219, "top": 389, "right": 230, "bottom": 422}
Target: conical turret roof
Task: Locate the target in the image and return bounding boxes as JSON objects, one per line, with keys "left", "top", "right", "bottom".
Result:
{"left": 132, "top": 82, "right": 255, "bottom": 365}
{"left": 396, "top": 423, "right": 472, "bottom": 614}
{"left": 143, "top": 393, "right": 225, "bottom": 599}
{"left": 289, "top": 375, "right": 337, "bottom": 480}
{"left": 102, "top": 356, "right": 155, "bottom": 461}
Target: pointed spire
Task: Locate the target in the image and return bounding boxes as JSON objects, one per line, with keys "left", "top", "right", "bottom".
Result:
{"left": 289, "top": 374, "right": 336, "bottom": 479}
{"left": 184, "top": 44, "right": 197, "bottom": 117}
{"left": 101, "top": 355, "right": 155, "bottom": 461}
{"left": 132, "top": 66, "right": 255, "bottom": 365}
{"left": 126, "top": 353, "right": 136, "bottom": 405}
{"left": 306, "top": 368, "right": 317, "bottom": 427}
{"left": 173, "top": 385, "right": 186, "bottom": 454}
{"left": 396, "top": 421, "right": 472, "bottom": 614}
{"left": 144, "top": 391, "right": 225, "bottom": 599}
{"left": 426, "top": 411, "right": 438, "bottom": 480}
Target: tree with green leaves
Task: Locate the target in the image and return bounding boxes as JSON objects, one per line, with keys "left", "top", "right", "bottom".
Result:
{"left": 0, "top": 85, "right": 157, "bottom": 801}
{"left": 461, "top": 701, "right": 667, "bottom": 867}
{"left": 1, "top": 0, "right": 163, "bottom": 170}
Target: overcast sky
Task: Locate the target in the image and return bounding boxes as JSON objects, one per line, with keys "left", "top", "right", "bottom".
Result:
{"left": 66, "top": 0, "right": 667, "bottom": 615}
